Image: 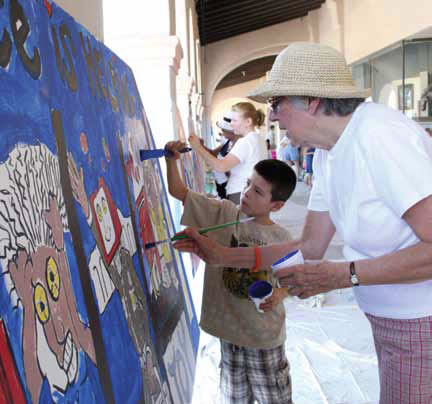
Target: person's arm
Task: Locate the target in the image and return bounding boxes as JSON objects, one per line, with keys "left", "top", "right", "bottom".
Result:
{"left": 173, "top": 209, "right": 335, "bottom": 268}
{"left": 301, "top": 210, "right": 336, "bottom": 259}
{"left": 204, "top": 143, "right": 224, "bottom": 157}
{"left": 189, "top": 134, "right": 240, "bottom": 172}
{"left": 279, "top": 194, "right": 432, "bottom": 299}
{"left": 165, "top": 141, "right": 188, "bottom": 203}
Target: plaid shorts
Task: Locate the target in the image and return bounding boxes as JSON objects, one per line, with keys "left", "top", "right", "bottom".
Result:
{"left": 219, "top": 340, "right": 292, "bottom": 404}
{"left": 366, "top": 313, "right": 432, "bottom": 404}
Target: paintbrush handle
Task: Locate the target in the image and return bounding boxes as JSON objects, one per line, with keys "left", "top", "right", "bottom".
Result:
{"left": 171, "top": 219, "right": 242, "bottom": 242}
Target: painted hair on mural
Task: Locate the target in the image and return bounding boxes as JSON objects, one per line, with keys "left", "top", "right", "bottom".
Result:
{"left": 0, "top": 143, "right": 68, "bottom": 268}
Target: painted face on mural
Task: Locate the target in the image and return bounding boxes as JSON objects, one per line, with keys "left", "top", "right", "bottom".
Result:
{"left": 94, "top": 191, "right": 114, "bottom": 246}
{"left": 8, "top": 197, "right": 96, "bottom": 401}
{"left": 31, "top": 246, "right": 79, "bottom": 388}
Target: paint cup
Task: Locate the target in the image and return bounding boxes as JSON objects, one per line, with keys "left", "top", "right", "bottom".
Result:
{"left": 271, "top": 249, "right": 304, "bottom": 275}
{"left": 248, "top": 280, "right": 273, "bottom": 313}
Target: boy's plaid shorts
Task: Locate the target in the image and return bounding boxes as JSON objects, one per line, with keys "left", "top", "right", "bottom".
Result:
{"left": 219, "top": 340, "right": 292, "bottom": 404}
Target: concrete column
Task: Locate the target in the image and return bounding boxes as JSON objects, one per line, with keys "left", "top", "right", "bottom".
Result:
{"left": 177, "top": 71, "right": 195, "bottom": 140}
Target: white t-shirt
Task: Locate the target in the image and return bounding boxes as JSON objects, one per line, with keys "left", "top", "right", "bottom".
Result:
{"left": 214, "top": 154, "right": 228, "bottom": 185}
{"left": 226, "top": 132, "right": 267, "bottom": 195}
{"left": 308, "top": 102, "right": 432, "bottom": 319}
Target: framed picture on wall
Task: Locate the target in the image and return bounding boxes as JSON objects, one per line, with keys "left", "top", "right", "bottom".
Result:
{"left": 398, "top": 83, "right": 414, "bottom": 110}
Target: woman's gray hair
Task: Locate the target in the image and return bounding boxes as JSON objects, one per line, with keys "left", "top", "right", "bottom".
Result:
{"left": 287, "top": 96, "right": 364, "bottom": 116}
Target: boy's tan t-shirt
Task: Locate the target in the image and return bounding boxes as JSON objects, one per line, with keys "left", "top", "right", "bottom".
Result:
{"left": 181, "top": 191, "right": 292, "bottom": 349}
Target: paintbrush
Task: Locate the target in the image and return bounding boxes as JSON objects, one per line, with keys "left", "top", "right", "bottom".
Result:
{"left": 144, "top": 216, "right": 255, "bottom": 249}
{"left": 139, "top": 147, "right": 192, "bottom": 161}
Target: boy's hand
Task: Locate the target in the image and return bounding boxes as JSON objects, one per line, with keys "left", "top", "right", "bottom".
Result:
{"left": 188, "top": 134, "right": 202, "bottom": 150}
{"left": 259, "top": 288, "right": 288, "bottom": 312}
{"left": 165, "top": 141, "right": 188, "bottom": 160}
{"left": 173, "top": 227, "right": 224, "bottom": 265}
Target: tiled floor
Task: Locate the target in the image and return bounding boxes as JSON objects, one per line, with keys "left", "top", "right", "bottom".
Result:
{"left": 191, "top": 182, "right": 379, "bottom": 404}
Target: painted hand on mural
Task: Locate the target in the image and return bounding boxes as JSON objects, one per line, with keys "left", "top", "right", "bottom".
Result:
{"left": 165, "top": 140, "right": 188, "bottom": 160}
{"left": 43, "top": 196, "right": 65, "bottom": 250}
{"left": 8, "top": 250, "right": 33, "bottom": 307}
{"left": 68, "top": 152, "right": 90, "bottom": 218}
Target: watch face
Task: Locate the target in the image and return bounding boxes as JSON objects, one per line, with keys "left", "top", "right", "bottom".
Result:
{"left": 351, "top": 274, "right": 360, "bottom": 286}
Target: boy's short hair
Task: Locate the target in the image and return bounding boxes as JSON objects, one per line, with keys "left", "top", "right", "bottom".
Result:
{"left": 254, "top": 159, "right": 296, "bottom": 202}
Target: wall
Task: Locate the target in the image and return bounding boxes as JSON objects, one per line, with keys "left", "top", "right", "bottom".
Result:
{"left": 344, "top": 0, "right": 432, "bottom": 64}
{"left": 202, "top": 0, "right": 432, "bottom": 139}
{"left": 54, "top": 0, "right": 104, "bottom": 41}
{"left": 203, "top": 18, "right": 314, "bottom": 110}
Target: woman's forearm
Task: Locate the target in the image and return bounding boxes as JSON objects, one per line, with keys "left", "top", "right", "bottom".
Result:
{"left": 195, "top": 145, "right": 226, "bottom": 171}
{"left": 356, "top": 241, "right": 432, "bottom": 285}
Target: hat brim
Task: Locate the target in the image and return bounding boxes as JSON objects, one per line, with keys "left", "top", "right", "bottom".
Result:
{"left": 248, "top": 81, "right": 372, "bottom": 103}
{"left": 216, "top": 121, "right": 233, "bottom": 132}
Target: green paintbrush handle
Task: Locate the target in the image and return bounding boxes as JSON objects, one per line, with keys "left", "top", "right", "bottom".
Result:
{"left": 171, "top": 219, "right": 242, "bottom": 242}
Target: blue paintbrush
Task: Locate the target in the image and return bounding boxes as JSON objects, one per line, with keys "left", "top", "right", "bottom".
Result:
{"left": 139, "top": 147, "right": 192, "bottom": 161}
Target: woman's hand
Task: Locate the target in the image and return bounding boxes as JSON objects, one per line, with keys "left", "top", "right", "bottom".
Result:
{"left": 276, "top": 261, "right": 349, "bottom": 299}
{"left": 188, "top": 134, "right": 202, "bottom": 150}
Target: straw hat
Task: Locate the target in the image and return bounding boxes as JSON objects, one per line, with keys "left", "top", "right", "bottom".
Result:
{"left": 248, "top": 42, "right": 371, "bottom": 103}
{"left": 216, "top": 111, "right": 234, "bottom": 132}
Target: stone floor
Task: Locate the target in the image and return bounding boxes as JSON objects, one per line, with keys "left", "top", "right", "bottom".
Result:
{"left": 190, "top": 182, "right": 379, "bottom": 404}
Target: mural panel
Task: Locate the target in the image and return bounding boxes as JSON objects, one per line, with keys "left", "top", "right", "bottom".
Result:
{"left": 0, "top": 1, "right": 198, "bottom": 403}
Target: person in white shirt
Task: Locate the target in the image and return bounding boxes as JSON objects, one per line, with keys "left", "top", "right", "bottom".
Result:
{"left": 174, "top": 43, "right": 432, "bottom": 404}
{"left": 267, "top": 124, "right": 277, "bottom": 148}
{"left": 189, "top": 102, "right": 267, "bottom": 204}
{"left": 209, "top": 111, "right": 240, "bottom": 199}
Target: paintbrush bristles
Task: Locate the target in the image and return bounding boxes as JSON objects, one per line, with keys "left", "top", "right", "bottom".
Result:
{"left": 144, "top": 239, "right": 170, "bottom": 249}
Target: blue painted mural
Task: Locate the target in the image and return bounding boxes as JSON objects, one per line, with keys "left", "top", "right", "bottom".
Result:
{"left": 0, "top": 1, "right": 199, "bottom": 403}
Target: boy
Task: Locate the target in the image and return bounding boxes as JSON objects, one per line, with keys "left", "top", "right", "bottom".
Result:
{"left": 165, "top": 140, "right": 297, "bottom": 404}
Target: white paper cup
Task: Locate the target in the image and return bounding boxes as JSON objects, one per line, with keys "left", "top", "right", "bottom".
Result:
{"left": 248, "top": 280, "right": 273, "bottom": 313}
{"left": 271, "top": 250, "right": 304, "bottom": 275}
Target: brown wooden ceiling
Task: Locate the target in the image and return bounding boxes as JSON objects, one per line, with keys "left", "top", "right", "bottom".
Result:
{"left": 216, "top": 55, "right": 277, "bottom": 90}
{"left": 196, "top": 0, "right": 326, "bottom": 46}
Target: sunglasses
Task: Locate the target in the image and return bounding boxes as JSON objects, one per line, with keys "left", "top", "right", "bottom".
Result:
{"left": 267, "top": 96, "right": 286, "bottom": 114}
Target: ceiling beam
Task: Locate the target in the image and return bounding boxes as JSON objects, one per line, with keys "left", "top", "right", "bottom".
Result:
{"left": 203, "top": 11, "right": 311, "bottom": 44}
{"left": 201, "top": 8, "right": 320, "bottom": 44}
{"left": 197, "top": 0, "right": 315, "bottom": 17}
{"left": 220, "top": 60, "right": 276, "bottom": 84}
{"left": 202, "top": 0, "right": 325, "bottom": 30}
{"left": 217, "top": 73, "right": 266, "bottom": 90}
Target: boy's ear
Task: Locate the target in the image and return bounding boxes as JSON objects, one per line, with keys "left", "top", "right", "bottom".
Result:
{"left": 270, "top": 200, "right": 285, "bottom": 212}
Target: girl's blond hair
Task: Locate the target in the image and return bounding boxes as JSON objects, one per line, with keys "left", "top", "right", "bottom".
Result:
{"left": 232, "top": 102, "right": 265, "bottom": 127}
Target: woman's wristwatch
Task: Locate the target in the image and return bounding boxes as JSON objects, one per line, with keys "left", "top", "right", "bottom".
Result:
{"left": 349, "top": 261, "right": 360, "bottom": 286}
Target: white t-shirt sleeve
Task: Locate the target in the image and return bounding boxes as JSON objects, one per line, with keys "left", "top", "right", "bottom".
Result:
{"left": 229, "top": 136, "right": 251, "bottom": 163}
{"left": 365, "top": 123, "right": 432, "bottom": 217}
{"left": 307, "top": 149, "right": 329, "bottom": 212}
